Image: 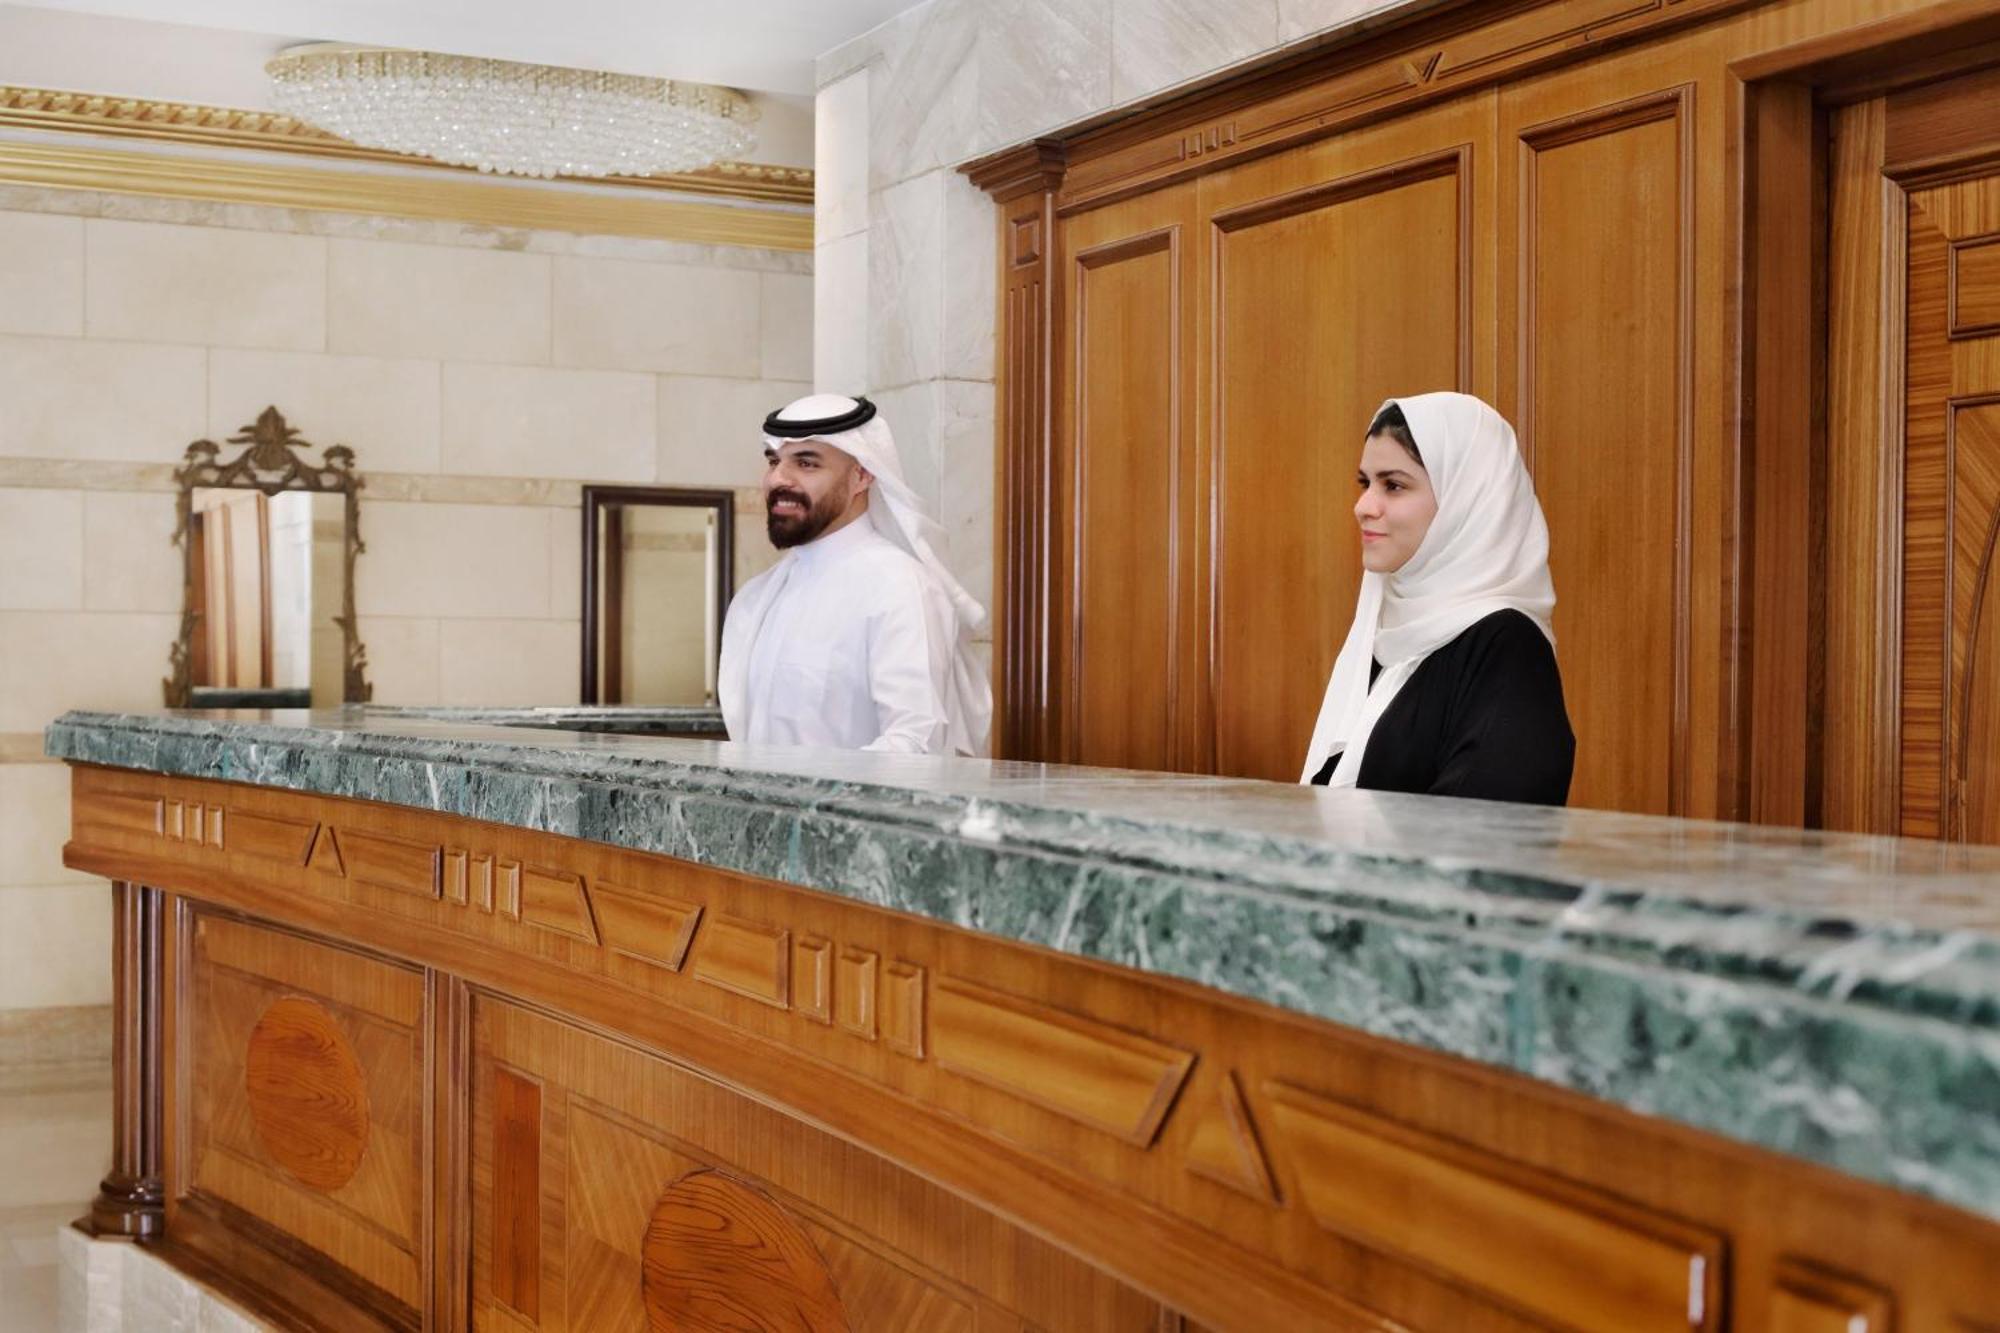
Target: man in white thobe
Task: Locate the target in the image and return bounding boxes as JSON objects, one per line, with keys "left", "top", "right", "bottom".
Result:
{"left": 718, "top": 394, "right": 990, "bottom": 756}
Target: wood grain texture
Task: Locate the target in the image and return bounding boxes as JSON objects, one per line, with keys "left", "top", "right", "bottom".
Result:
{"left": 1182, "top": 1070, "right": 1276, "bottom": 1203}
{"left": 1824, "top": 95, "right": 1904, "bottom": 834}
{"left": 596, "top": 880, "right": 703, "bottom": 973}
{"left": 1205, "top": 143, "right": 1470, "bottom": 781}
{"left": 1511, "top": 86, "right": 1692, "bottom": 816}
{"left": 931, "top": 977, "right": 1194, "bottom": 1147}
{"left": 1067, "top": 212, "right": 1186, "bottom": 771}
{"left": 490, "top": 1066, "right": 540, "bottom": 1322}
{"left": 1770, "top": 1256, "right": 1893, "bottom": 1332}
{"left": 1267, "top": 1080, "right": 1722, "bottom": 1331}
{"left": 641, "top": 1170, "right": 849, "bottom": 1332}
{"left": 692, "top": 913, "right": 790, "bottom": 1007}
{"left": 244, "top": 995, "right": 371, "bottom": 1192}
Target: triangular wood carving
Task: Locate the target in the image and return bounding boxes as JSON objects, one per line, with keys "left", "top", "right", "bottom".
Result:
{"left": 305, "top": 825, "right": 345, "bottom": 876}
{"left": 1184, "top": 1070, "right": 1277, "bottom": 1202}
{"left": 1404, "top": 50, "right": 1443, "bottom": 84}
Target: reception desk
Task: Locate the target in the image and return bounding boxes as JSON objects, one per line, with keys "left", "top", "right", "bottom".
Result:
{"left": 46, "top": 708, "right": 2000, "bottom": 1331}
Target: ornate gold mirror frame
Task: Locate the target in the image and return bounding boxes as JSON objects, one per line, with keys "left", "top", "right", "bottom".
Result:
{"left": 163, "top": 406, "right": 373, "bottom": 707}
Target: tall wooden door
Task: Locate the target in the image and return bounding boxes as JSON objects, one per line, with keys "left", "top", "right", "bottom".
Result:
{"left": 1903, "top": 151, "right": 2000, "bottom": 843}
{"left": 1829, "top": 65, "right": 2000, "bottom": 845}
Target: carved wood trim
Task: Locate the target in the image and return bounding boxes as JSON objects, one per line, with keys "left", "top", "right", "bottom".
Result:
{"left": 990, "top": 173, "right": 1062, "bottom": 759}
{"left": 963, "top": 0, "right": 1761, "bottom": 216}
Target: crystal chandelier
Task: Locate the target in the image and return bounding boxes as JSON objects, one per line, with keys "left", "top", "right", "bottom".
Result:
{"left": 266, "top": 44, "right": 758, "bottom": 180}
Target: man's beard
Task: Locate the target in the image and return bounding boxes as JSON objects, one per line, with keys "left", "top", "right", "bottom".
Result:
{"left": 766, "top": 487, "right": 844, "bottom": 548}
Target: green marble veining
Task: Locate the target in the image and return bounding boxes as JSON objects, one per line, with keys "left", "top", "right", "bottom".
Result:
{"left": 44, "top": 707, "right": 2000, "bottom": 1221}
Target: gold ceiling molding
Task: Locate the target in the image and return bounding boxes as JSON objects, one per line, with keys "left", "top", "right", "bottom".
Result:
{"left": 0, "top": 82, "right": 812, "bottom": 249}
{"left": 0, "top": 138, "right": 810, "bottom": 251}
{"left": 0, "top": 85, "right": 813, "bottom": 206}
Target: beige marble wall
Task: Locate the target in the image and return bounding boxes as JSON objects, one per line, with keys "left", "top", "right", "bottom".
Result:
{"left": 812, "top": 0, "right": 1408, "bottom": 644}
{"left": 0, "top": 187, "right": 809, "bottom": 1014}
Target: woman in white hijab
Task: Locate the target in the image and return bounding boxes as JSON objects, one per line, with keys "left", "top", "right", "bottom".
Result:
{"left": 1300, "top": 392, "right": 1574, "bottom": 804}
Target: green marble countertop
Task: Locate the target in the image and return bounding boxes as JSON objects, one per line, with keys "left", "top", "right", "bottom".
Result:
{"left": 44, "top": 707, "right": 2000, "bottom": 1222}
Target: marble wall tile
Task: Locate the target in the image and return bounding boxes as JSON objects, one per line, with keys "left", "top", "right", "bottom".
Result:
{"left": 870, "top": 172, "right": 946, "bottom": 390}
{"left": 0, "top": 764, "right": 89, "bottom": 887}
{"left": 328, "top": 239, "right": 551, "bottom": 365}
{"left": 976, "top": 0, "right": 1114, "bottom": 151}
{"left": 355, "top": 501, "right": 553, "bottom": 620}
{"left": 1277, "top": 0, "right": 1401, "bottom": 43}
{"left": 209, "top": 350, "right": 442, "bottom": 476}
{"left": 656, "top": 375, "right": 801, "bottom": 489}
{"left": 814, "top": 231, "right": 869, "bottom": 394}
{"left": 84, "top": 219, "right": 325, "bottom": 353}
{"left": 869, "top": 0, "right": 982, "bottom": 190}
{"left": 1111, "top": 0, "right": 1280, "bottom": 105}
{"left": 550, "top": 257, "right": 760, "bottom": 377}
{"left": 941, "top": 171, "right": 999, "bottom": 383}
{"left": 0, "top": 336, "right": 205, "bottom": 464}
{"left": 0, "top": 887, "right": 108, "bottom": 1008}
{"left": 937, "top": 380, "right": 997, "bottom": 627}
{"left": 871, "top": 381, "right": 941, "bottom": 517}
{"left": 550, "top": 506, "right": 582, "bottom": 623}
{"left": 0, "top": 211, "right": 83, "bottom": 337}
{"left": 356, "top": 616, "right": 442, "bottom": 705}
{"left": 440, "top": 363, "right": 656, "bottom": 482}
{"left": 81, "top": 493, "right": 179, "bottom": 615}
{"left": 0, "top": 611, "right": 177, "bottom": 733}
{"left": 0, "top": 489, "right": 82, "bottom": 611}
{"left": 760, "top": 272, "right": 814, "bottom": 382}
{"left": 816, "top": 69, "right": 871, "bottom": 243}
{"left": 438, "top": 618, "right": 580, "bottom": 706}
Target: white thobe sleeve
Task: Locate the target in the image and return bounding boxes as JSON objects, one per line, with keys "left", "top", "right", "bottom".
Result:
{"left": 860, "top": 580, "right": 954, "bottom": 755}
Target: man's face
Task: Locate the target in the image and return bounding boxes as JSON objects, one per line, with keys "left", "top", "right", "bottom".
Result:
{"left": 763, "top": 440, "right": 869, "bottom": 548}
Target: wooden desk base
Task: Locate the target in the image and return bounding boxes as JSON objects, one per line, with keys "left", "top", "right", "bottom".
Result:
{"left": 62, "top": 764, "right": 2000, "bottom": 1331}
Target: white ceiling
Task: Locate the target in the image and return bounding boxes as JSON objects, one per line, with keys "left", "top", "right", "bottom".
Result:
{"left": 0, "top": 0, "right": 923, "bottom": 94}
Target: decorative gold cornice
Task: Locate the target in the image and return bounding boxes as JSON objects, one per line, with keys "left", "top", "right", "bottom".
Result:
{"left": 0, "top": 84, "right": 813, "bottom": 206}
{"left": 0, "top": 139, "right": 811, "bottom": 250}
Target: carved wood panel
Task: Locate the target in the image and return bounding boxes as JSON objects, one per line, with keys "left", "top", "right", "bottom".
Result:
{"left": 185, "top": 910, "right": 425, "bottom": 1315}
{"left": 1902, "top": 173, "right": 2000, "bottom": 843}
{"left": 470, "top": 996, "right": 1148, "bottom": 1332}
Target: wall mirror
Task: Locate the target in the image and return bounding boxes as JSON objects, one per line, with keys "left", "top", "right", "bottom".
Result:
{"left": 581, "top": 486, "right": 735, "bottom": 706}
{"left": 165, "top": 406, "right": 372, "bottom": 709}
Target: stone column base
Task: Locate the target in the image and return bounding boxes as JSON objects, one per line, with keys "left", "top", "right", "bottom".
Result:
{"left": 56, "top": 1224, "right": 269, "bottom": 1333}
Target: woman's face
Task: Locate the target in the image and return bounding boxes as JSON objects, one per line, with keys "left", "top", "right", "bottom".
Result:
{"left": 1354, "top": 433, "right": 1438, "bottom": 573}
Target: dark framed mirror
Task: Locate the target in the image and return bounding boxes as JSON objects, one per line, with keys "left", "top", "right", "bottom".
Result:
{"left": 165, "top": 406, "right": 371, "bottom": 709}
{"left": 580, "top": 486, "right": 736, "bottom": 706}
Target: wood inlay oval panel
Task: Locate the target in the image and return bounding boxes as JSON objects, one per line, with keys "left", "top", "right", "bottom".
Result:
{"left": 641, "top": 1169, "right": 848, "bottom": 1332}
{"left": 243, "top": 995, "right": 370, "bottom": 1191}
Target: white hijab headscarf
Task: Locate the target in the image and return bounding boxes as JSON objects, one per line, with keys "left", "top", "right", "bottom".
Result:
{"left": 1299, "top": 392, "right": 1555, "bottom": 785}
{"left": 719, "top": 396, "right": 993, "bottom": 757}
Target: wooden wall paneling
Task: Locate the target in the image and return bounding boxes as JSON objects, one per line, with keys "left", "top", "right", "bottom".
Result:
{"left": 1498, "top": 40, "right": 1713, "bottom": 817}
{"left": 1060, "top": 181, "right": 1201, "bottom": 770}
{"left": 1195, "top": 94, "right": 1492, "bottom": 781}
{"left": 1823, "top": 95, "right": 1904, "bottom": 834}
{"left": 967, "top": 143, "right": 1065, "bottom": 762}
{"left": 427, "top": 970, "right": 472, "bottom": 1333}
{"left": 1741, "top": 77, "right": 1826, "bottom": 828}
